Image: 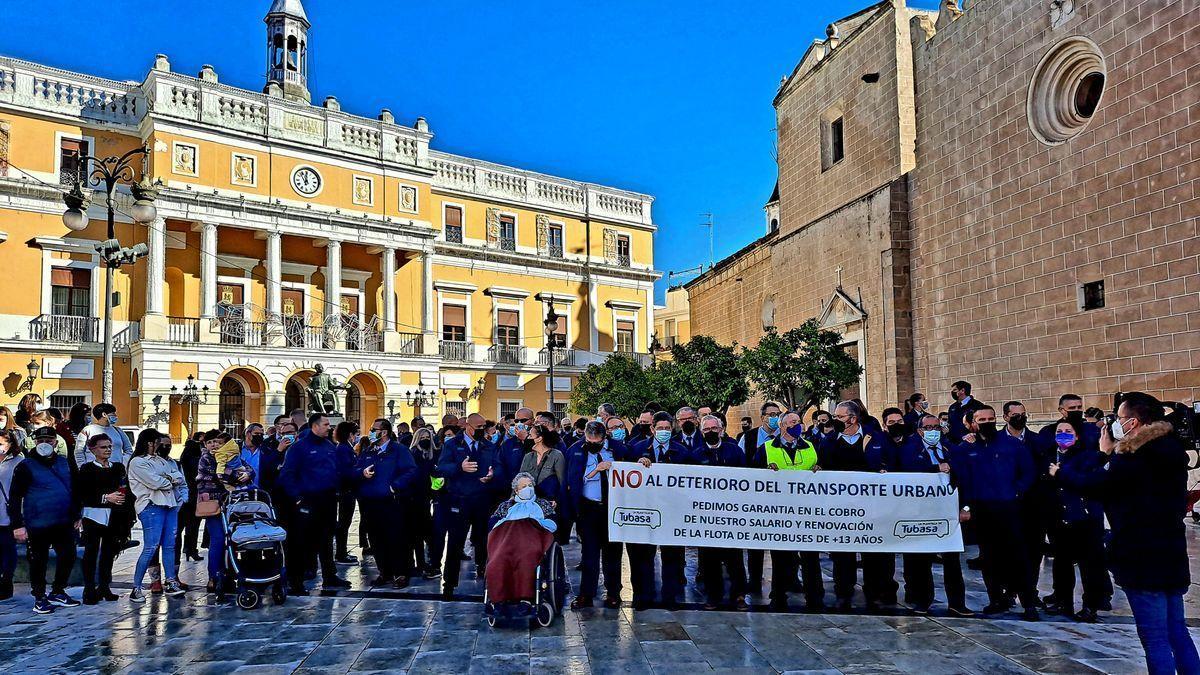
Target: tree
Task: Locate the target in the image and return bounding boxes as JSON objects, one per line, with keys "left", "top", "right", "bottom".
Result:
{"left": 570, "top": 353, "right": 659, "bottom": 418}
{"left": 739, "top": 319, "right": 863, "bottom": 417}
{"left": 660, "top": 335, "right": 749, "bottom": 414}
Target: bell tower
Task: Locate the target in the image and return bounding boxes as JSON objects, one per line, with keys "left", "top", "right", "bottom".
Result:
{"left": 264, "top": 0, "right": 311, "bottom": 103}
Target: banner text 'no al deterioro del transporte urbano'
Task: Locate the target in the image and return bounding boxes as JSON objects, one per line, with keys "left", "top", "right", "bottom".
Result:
{"left": 606, "top": 461, "right": 964, "bottom": 553}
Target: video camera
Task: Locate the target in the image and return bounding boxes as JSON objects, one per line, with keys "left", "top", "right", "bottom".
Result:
{"left": 1111, "top": 391, "right": 1200, "bottom": 453}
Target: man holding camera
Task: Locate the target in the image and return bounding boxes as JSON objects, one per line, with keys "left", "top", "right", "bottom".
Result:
{"left": 1052, "top": 392, "right": 1199, "bottom": 674}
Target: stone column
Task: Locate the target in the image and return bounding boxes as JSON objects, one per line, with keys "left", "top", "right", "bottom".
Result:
{"left": 264, "top": 231, "right": 283, "bottom": 346}
{"left": 381, "top": 247, "right": 396, "bottom": 331}
{"left": 421, "top": 251, "right": 437, "bottom": 355}
{"left": 142, "top": 216, "right": 168, "bottom": 340}
{"left": 198, "top": 222, "right": 219, "bottom": 344}
{"left": 324, "top": 240, "right": 345, "bottom": 349}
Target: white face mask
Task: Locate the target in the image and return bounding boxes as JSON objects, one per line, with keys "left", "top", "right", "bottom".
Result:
{"left": 516, "top": 485, "right": 535, "bottom": 501}
{"left": 35, "top": 442, "right": 55, "bottom": 457}
{"left": 1111, "top": 418, "right": 1129, "bottom": 440}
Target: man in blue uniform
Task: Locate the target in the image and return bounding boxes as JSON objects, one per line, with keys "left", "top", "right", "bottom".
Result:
{"left": 952, "top": 405, "right": 1039, "bottom": 621}
{"left": 279, "top": 413, "right": 351, "bottom": 594}
{"left": 946, "top": 380, "right": 984, "bottom": 443}
{"left": 436, "top": 412, "right": 500, "bottom": 598}
{"left": 630, "top": 412, "right": 696, "bottom": 609}
{"left": 695, "top": 415, "right": 750, "bottom": 611}
{"left": 565, "top": 421, "right": 625, "bottom": 609}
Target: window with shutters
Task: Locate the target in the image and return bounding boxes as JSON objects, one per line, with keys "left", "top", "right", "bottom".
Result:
{"left": 445, "top": 400, "right": 466, "bottom": 418}
{"left": 498, "top": 215, "right": 516, "bottom": 251}
{"left": 50, "top": 267, "right": 91, "bottom": 317}
{"left": 442, "top": 304, "right": 467, "bottom": 342}
{"left": 496, "top": 308, "right": 519, "bottom": 346}
{"left": 551, "top": 401, "right": 568, "bottom": 419}
{"left": 444, "top": 205, "right": 463, "bottom": 243}
{"left": 615, "top": 319, "right": 635, "bottom": 353}
{"left": 49, "top": 394, "right": 87, "bottom": 411}
{"left": 59, "top": 138, "right": 89, "bottom": 185}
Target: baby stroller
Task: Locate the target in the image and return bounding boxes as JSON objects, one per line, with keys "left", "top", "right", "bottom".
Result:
{"left": 483, "top": 518, "right": 569, "bottom": 628}
{"left": 223, "top": 488, "right": 288, "bottom": 610}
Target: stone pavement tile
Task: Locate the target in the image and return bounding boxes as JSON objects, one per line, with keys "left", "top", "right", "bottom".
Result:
{"left": 368, "top": 626, "right": 429, "bottom": 649}
{"left": 753, "top": 643, "right": 836, "bottom": 672}
{"left": 589, "top": 660, "right": 654, "bottom": 674}
{"left": 65, "top": 654, "right": 138, "bottom": 672}
{"left": 351, "top": 646, "right": 418, "bottom": 671}
{"left": 642, "top": 663, "right": 715, "bottom": 674}
{"left": 779, "top": 670, "right": 841, "bottom": 675}
{"left": 631, "top": 621, "right": 691, "bottom": 641}
{"left": 113, "top": 656, "right": 187, "bottom": 673}
{"left": 243, "top": 640, "right": 320, "bottom": 667}
{"left": 407, "top": 649, "right": 472, "bottom": 674}
{"left": 531, "top": 633, "right": 588, "bottom": 657}
{"left": 379, "top": 612, "right": 434, "bottom": 629}
{"left": 684, "top": 623, "right": 755, "bottom": 644}
{"left": 474, "top": 627, "right": 531, "bottom": 655}
{"left": 324, "top": 624, "right": 382, "bottom": 646}
{"left": 639, "top": 638, "right": 706, "bottom": 663}
{"left": 185, "top": 659, "right": 249, "bottom": 675}
{"left": 467, "top": 652, "right": 528, "bottom": 674}
{"left": 528, "top": 654, "right": 593, "bottom": 673}
{"left": 1007, "top": 654, "right": 1106, "bottom": 674}
{"left": 299, "top": 643, "right": 368, "bottom": 669}
{"left": 280, "top": 622, "right": 339, "bottom": 642}
{"left": 208, "top": 637, "right": 274, "bottom": 655}
{"left": 1076, "top": 657, "right": 1149, "bottom": 674}
{"left": 695, "top": 641, "right": 773, "bottom": 669}
{"left": 233, "top": 665, "right": 297, "bottom": 675}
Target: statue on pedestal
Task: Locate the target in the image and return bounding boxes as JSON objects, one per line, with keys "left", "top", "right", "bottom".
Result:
{"left": 306, "top": 363, "right": 348, "bottom": 415}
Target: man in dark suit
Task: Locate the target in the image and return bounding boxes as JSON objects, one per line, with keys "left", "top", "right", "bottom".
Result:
{"left": 946, "top": 380, "right": 984, "bottom": 444}
{"left": 630, "top": 412, "right": 697, "bottom": 609}
{"left": 695, "top": 414, "right": 750, "bottom": 610}
{"left": 435, "top": 412, "right": 500, "bottom": 598}
{"left": 737, "top": 401, "right": 782, "bottom": 595}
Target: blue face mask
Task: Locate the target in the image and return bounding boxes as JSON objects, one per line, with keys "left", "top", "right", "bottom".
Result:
{"left": 787, "top": 424, "right": 804, "bottom": 439}
{"left": 490, "top": 432, "right": 502, "bottom": 444}
{"left": 1054, "top": 432, "right": 1075, "bottom": 448}
{"left": 766, "top": 415, "right": 780, "bottom": 431}
{"left": 367, "top": 431, "right": 379, "bottom": 443}
{"left": 611, "top": 428, "right": 627, "bottom": 441}
{"left": 653, "top": 429, "right": 672, "bottom": 444}
{"left": 922, "top": 429, "right": 942, "bottom": 446}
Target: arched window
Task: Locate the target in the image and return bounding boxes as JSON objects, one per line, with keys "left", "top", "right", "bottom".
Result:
{"left": 219, "top": 378, "right": 246, "bottom": 438}
{"left": 286, "top": 35, "right": 299, "bottom": 71}
{"left": 285, "top": 376, "right": 306, "bottom": 415}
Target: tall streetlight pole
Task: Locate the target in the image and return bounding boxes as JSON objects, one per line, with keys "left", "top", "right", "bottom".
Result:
{"left": 61, "top": 147, "right": 158, "bottom": 403}
{"left": 544, "top": 304, "right": 560, "bottom": 415}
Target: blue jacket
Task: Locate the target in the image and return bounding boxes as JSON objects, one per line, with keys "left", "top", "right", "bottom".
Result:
{"left": 1009, "top": 428, "right": 1057, "bottom": 510}
{"left": 7, "top": 453, "right": 78, "bottom": 530}
{"left": 865, "top": 433, "right": 905, "bottom": 472}
{"left": 946, "top": 397, "right": 984, "bottom": 444}
{"left": 436, "top": 434, "right": 501, "bottom": 502}
{"left": 896, "top": 436, "right": 952, "bottom": 474}
{"left": 1049, "top": 443, "right": 1105, "bottom": 527}
{"left": 496, "top": 436, "right": 527, "bottom": 491}
{"left": 950, "top": 432, "right": 1035, "bottom": 506}
{"left": 354, "top": 439, "right": 419, "bottom": 501}
{"left": 693, "top": 439, "right": 747, "bottom": 468}
{"left": 279, "top": 432, "right": 346, "bottom": 500}
{"left": 1057, "top": 421, "right": 1188, "bottom": 591}
{"left": 631, "top": 437, "right": 697, "bottom": 465}
{"left": 335, "top": 442, "right": 358, "bottom": 493}
{"left": 818, "top": 433, "right": 884, "bottom": 472}
{"left": 564, "top": 440, "right": 614, "bottom": 513}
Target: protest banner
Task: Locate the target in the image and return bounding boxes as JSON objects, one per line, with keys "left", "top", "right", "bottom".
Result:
{"left": 607, "top": 461, "right": 963, "bottom": 553}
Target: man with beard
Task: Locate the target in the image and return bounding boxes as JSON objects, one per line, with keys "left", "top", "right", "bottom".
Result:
{"left": 952, "top": 406, "right": 1039, "bottom": 621}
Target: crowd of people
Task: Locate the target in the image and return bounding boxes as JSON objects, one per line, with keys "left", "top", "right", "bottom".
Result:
{"left": 0, "top": 384, "right": 1195, "bottom": 673}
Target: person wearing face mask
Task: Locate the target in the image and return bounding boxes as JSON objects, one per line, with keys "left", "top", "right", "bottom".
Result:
{"left": 739, "top": 401, "right": 784, "bottom": 596}
{"left": 355, "top": 418, "right": 419, "bottom": 589}
{"left": 332, "top": 422, "right": 361, "bottom": 565}
{"left": 1040, "top": 418, "right": 1108, "bottom": 622}
{"left": 74, "top": 403, "right": 131, "bottom": 469}
{"left": 126, "top": 430, "right": 187, "bottom": 603}
{"left": 897, "top": 414, "right": 971, "bottom": 616}
{"left": 75, "top": 433, "right": 128, "bottom": 605}
{"left": 1038, "top": 394, "right": 1100, "bottom": 452}
{"left": 605, "top": 416, "right": 630, "bottom": 447}
{"left": 23, "top": 412, "right": 69, "bottom": 465}
{"left": 903, "top": 393, "right": 929, "bottom": 430}
{"left": 694, "top": 415, "right": 751, "bottom": 611}
{"left": 518, "top": 426, "right": 566, "bottom": 511}
{"left": 631, "top": 412, "right": 697, "bottom": 610}
{"left": 0, "top": 429, "right": 26, "bottom": 601}
{"left": 1053, "top": 392, "right": 1199, "bottom": 674}
{"left": 952, "top": 405, "right": 1039, "bottom": 620}
{"left": 673, "top": 406, "right": 701, "bottom": 449}
{"left": 498, "top": 408, "right": 535, "bottom": 500}
{"left": 436, "top": 412, "right": 500, "bottom": 598}
{"left": 946, "top": 380, "right": 983, "bottom": 444}
{"left": 8, "top": 426, "right": 81, "bottom": 614}
{"left": 408, "top": 427, "right": 442, "bottom": 579}
{"left": 279, "top": 413, "right": 352, "bottom": 595}
{"left": 564, "top": 421, "right": 624, "bottom": 609}
{"left": 1001, "top": 400, "right": 1057, "bottom": 606}
{"left": 861, "top": 407, "right": 908, "bottom": 607}
{"left": 804, "top": 410, "right": 834, "bottom": 446}
{"left": 755, "top": 410, "right": 824, "bottom": 610}
{"left": 818, "top": 401, "right": 895, "bottom": 611}
{"left": 628, "top": 409, "right": 655, "bottom": 447}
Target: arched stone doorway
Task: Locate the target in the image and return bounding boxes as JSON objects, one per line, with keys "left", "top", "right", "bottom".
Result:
{"left": 345, "top": 371, "right": 386, "bottom": 429}
{"left": 217, "top": 367, "right": 267, "bottom": 438}
{"left": 284, "top": 369, "right": 316, "bottom": 416}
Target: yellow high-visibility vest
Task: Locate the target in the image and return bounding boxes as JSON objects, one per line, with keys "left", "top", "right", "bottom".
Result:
{"left": 763, "top": 437, "right": 818, "bottom": 471}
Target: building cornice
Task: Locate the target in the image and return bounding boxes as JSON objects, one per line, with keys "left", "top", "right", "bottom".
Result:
{"left": 432, "top": 240, "right": 660, "bottom": 284}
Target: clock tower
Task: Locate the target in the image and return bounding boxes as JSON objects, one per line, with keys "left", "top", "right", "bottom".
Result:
{"left": 264, "top": 0, "right": 311, "bottom": 103}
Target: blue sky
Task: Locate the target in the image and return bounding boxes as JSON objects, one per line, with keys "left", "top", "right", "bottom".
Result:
{"left": 1, "top": 0, "right": 931, "bottom": 303}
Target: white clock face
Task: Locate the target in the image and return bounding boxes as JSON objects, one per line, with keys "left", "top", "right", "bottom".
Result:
{"left": 291, "top": 167, "right": 322, "bottom": 196}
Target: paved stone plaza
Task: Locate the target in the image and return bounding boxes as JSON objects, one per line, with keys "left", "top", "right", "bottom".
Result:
{"left": 2, "top": 519, "right": 1198, "bottom": 674}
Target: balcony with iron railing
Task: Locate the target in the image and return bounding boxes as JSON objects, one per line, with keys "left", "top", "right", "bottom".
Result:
{"left": 616, "top": 253, "right": 631, "bottom": 267}
{"left": 439, "top": 339, "right": 474, "bottom": 361}
{"left": 445, "top": 225, "right": 463, "bottom": 244}
{"left": 537, "top": 347, "right": 576, "bottom": 367}
{"left": 488, "top": 344, "right": 525, "bottom": 365}
{"left": 498, "top": 236, "right": 517, "bottom": 252}
{"left": 547, "top": 242, "right": 564, "bottom": 259}
{"left": 29, "top": 314, "right": 98, "bottom": 343}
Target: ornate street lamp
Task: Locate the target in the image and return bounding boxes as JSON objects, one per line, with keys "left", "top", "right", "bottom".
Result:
{"left": 16, "top": 358, "right": 40, "bottom": 392}
{"left": 544, "top": 304, "right": 560, "bottom": 413}
{"left": 61, "top": 147, "right": 159, "bottom": 403}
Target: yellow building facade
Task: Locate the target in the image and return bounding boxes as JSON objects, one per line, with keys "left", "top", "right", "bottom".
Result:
{"left": 652, "top": 286, "right": 692, "bottom": 360}
{"left": 0, "top": 0, "right": 658, "bottom": 439}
